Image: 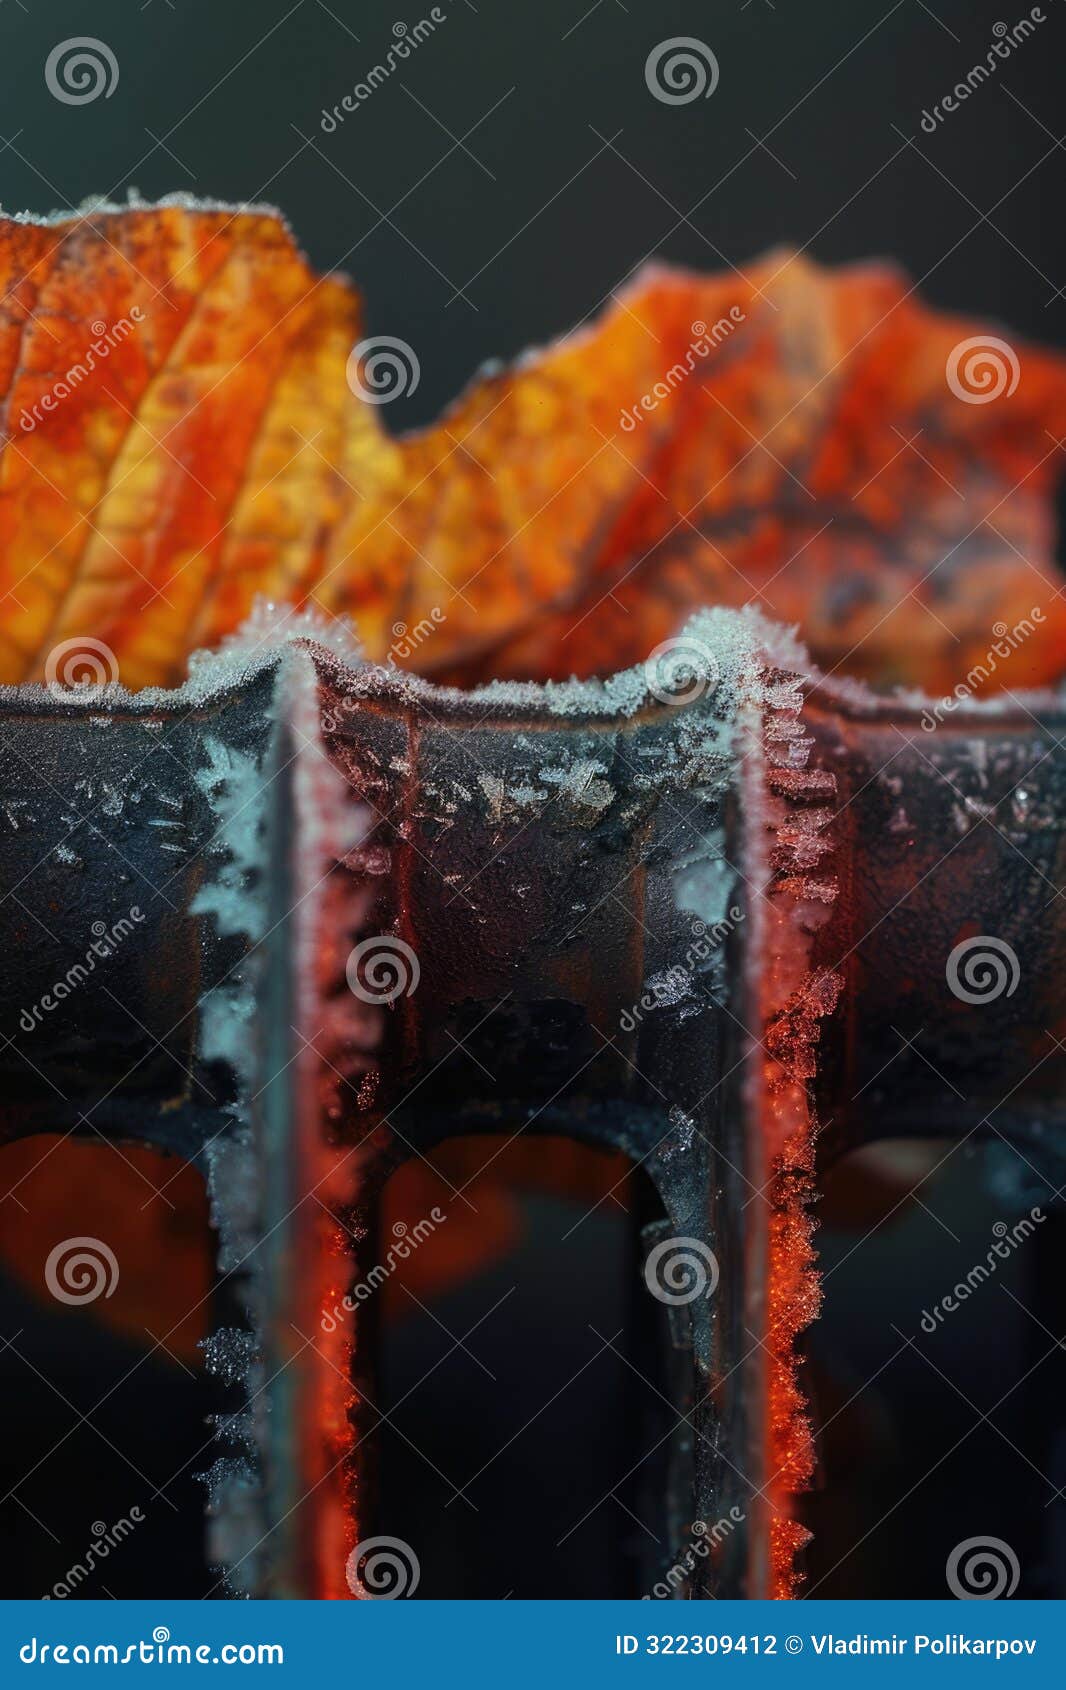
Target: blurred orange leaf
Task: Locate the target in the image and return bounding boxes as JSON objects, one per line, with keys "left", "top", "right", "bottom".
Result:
{"left": 1, "top": 199, "right": 1064, "bottom": 694}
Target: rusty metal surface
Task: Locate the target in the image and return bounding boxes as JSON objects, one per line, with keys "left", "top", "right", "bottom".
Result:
{"left": 1, "top": 617, "right": 1064, "bottom": 1598}
{"left": 0, "top": 617, "right": 759, "bottom": 1597}
{"left": 806, "top": 683, "right": 1066, "bottom": 1176}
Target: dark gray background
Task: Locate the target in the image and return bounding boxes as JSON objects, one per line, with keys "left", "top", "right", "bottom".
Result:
{"left": 0, "top": 0, "right": 1063, "bottom": 434}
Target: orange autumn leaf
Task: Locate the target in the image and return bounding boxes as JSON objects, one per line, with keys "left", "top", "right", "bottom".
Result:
{"left": 0, "top": 1136, "right": 211, "bottom": 1363}
{"left": 1, "top": 198, "right": 1065, "bottom": 696}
